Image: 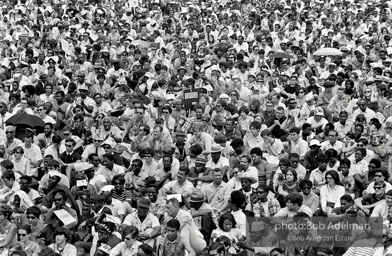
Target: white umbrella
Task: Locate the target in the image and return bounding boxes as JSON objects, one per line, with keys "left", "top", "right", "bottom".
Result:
{"left": 313, "top": 47, "right": 343, "bottom": 56}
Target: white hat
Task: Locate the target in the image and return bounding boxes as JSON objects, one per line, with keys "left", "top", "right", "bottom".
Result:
{"left": 48, "top": 170, "right": 62, "bottom": 178}
{"left": 210, "top": 144, "right": 222, "bottom": 153}
{"left": 100, "top": 185, "right": 115, "bottom": 193}
{"left": 309, "top": 139, "right": 321, "bottom": 147}
{"left": 102, "top": 137, "right": 116, "bottom": 148}
{"left": 314, "top": 107, "right": 324, "bottom": 116}
{"left": 238, "top": 172, "right": 258, "bottom": 184}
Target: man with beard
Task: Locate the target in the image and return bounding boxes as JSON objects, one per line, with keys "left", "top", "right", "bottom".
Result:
{"left": 123, "top": 198, "right": 161, "bottom": 247}
{"left": 188, "top": 155, "right": 212, "bottom": 189}
{"left": 44, "top": 191, "right": 78, "bottom": 229}
{"left": 238, "top": 218, "right": 278, "bottom": 255}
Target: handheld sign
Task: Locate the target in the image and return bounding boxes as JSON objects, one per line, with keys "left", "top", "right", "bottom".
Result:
{"left": 183, "top": 89, "right": 199, "bottom": 111}
{"left": 54, "top": 209, "right": 76, "bottom": 226}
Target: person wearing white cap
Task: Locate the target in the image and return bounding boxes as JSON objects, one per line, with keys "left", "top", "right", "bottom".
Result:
{"left": 306, "top": 107, "right": 328, "bottom": 130}
{"left": 205, "top": 144, "right": 230, "bottom": 179}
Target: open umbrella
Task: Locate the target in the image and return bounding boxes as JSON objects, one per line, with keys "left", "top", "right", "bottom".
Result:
{"left": 313, "top": 48, "right": 343, "bottom": 56}
{"left": 270, "top": 52, "right": 294, "bottom": 59}
{"left": 5, "top": 112, "right": 45, "bottom": 128}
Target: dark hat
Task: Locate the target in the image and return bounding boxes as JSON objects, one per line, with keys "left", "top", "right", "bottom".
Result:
{"left": 176, "top": 130, "right": 186, "bottom": 136}
{"left": 189, "top": 191, "right": 205, "bottom": 203}
{"left": 91, "top": 194, "right": 106, "bottom": 203}
{"left": 137, "top": 198, "right": 151, "bottom": 208}
{"left": 195, "top": 155, "right": 207, "bottom": 165}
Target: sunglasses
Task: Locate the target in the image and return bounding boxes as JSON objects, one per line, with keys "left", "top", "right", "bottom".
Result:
{"left": 26, "top": 216, "right": 36, "bottom": 219}
{"left": 5, "top": 131, "right": 13, "bottom": 134}
{"left": 65, "top": 144, "right": 73, "bottom": 147}
{"left": 18, "top": 234, "right": 27, "bottom": 237}
{"left": 374, "top": 186, "right": 384, "bottom": 190}
{"left": 63, "top": 133, "right": 70, "bottom": 136}
{"left": 53, "top": 199, "right": 62, "bottom": 202}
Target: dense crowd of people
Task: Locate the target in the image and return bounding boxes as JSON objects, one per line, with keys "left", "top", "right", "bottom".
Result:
{"left": 1, "top": 0, "right": 392, "bottom": 255}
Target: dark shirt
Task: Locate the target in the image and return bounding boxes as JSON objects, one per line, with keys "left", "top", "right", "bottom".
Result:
{"left": 262, "top": 110, "right": 276, "bottom": 127}
{"left": 59, "top": 151, "right": 81, "bottom": 164}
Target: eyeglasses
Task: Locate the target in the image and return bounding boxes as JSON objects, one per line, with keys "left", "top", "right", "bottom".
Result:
{"left": 37, "top": 109, "right": 44, "bottom": 111}
{"left": 162, "top": 111, "right": 169, "bottom": 114}
{"left": 53, "top": 199, "right": 62, "bottom": 202}
{"left": 63, "top": 133, "right": 70, "bottom": 136}
{"left": 357, "top": 144, "right": 364, "bottom": 147}
{"left": 5, "top": 131, "right": 13, "bottom": 134}
{"left": 103, "top": 146, "right": 111, "bottom": 149}
{"left": 374, "top": 186, "right": 384, "bottom": 190}
{"left": 65, "top": 144, "right": 73, "bottom": 147}
{"left": 26, "top": 216, "right": 36, "bottom": 220}
{"left": 14, "top": 151, "right": 23, "bottom": 154}
{"left": 17, "top": 234, "right": 27, "bottom": 237}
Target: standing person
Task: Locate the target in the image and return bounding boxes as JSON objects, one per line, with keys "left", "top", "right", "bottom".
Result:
{"left": 165, "top": 198, "right": 206, "bottom": 254}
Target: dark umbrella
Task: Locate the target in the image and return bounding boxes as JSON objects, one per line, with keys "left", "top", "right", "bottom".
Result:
{"left": 5, "top": 112, "right": 46, "bottom": 128}
{"left": 270, "top": 52, "right": 294, "bottom": 59}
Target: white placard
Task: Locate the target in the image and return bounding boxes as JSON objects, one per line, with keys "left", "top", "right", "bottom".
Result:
{"left": 167, "top": 194, "right": 182, "bottom": 202}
